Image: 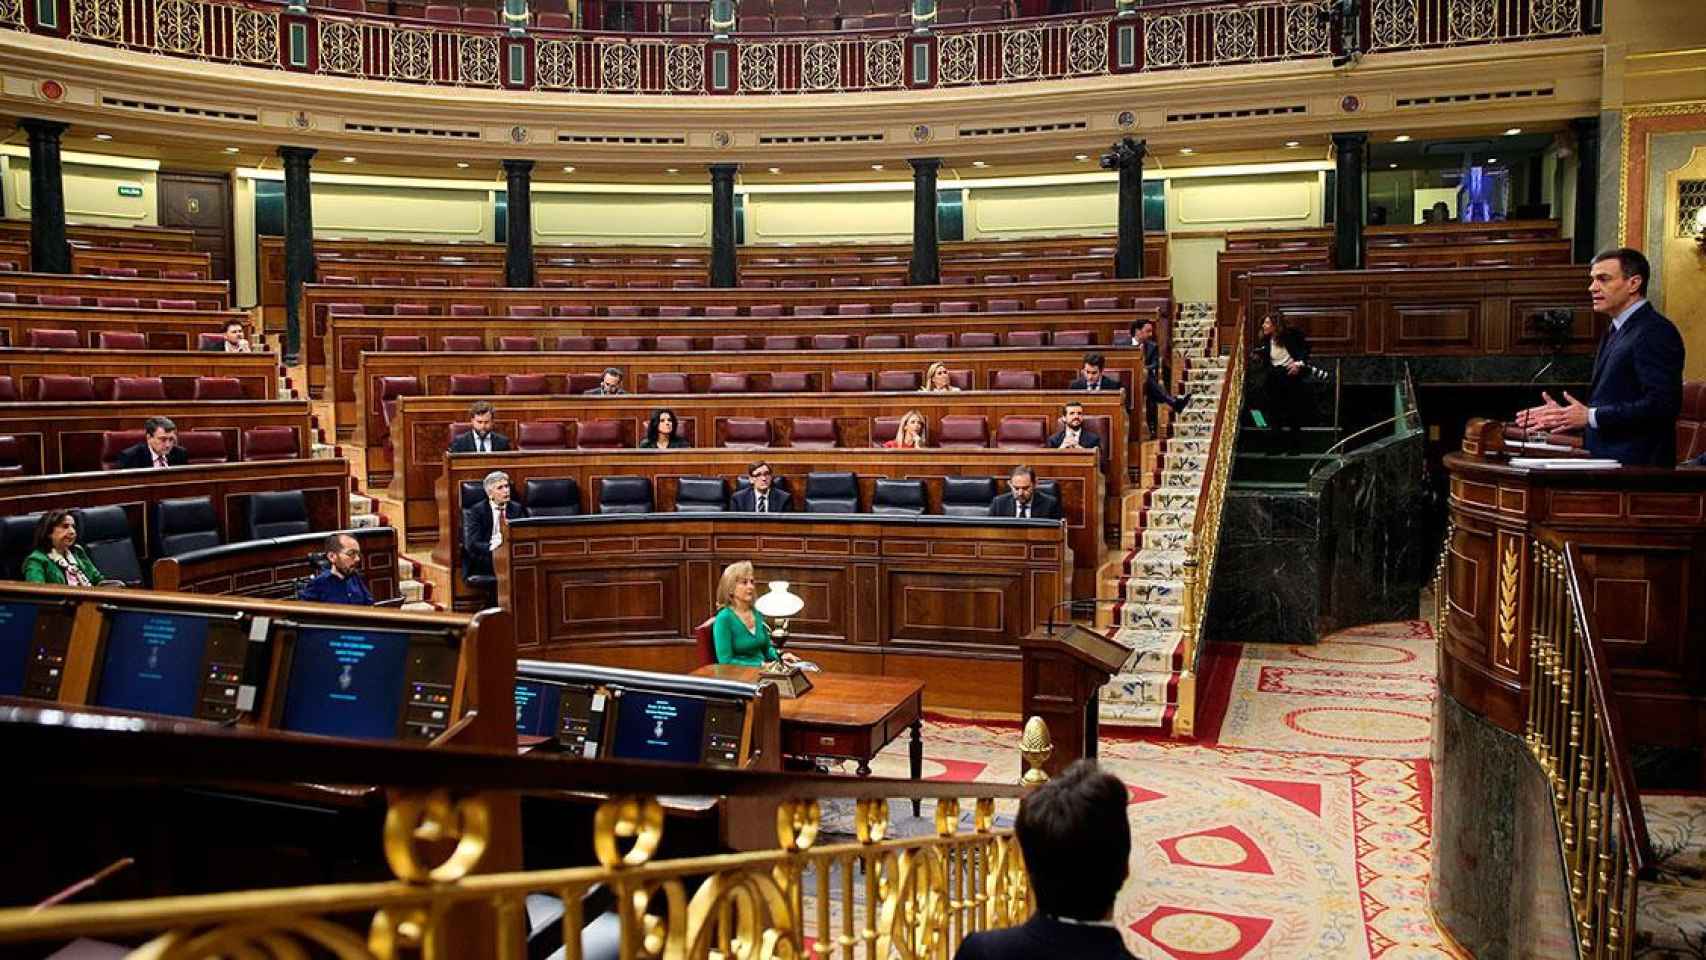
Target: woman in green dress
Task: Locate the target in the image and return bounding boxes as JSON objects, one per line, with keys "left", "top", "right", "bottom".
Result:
{"left": 711, "top": 560, "right": 780, "bottom": 667}
{"left": 21, "top": 510, "right": 104, "bottom": 586}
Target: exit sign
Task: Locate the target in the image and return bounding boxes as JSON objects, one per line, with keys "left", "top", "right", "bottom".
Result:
{"left": 117, "top": 185, "right": 142, "bottom": 198}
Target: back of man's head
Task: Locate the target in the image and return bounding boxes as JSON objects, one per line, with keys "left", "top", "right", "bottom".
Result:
{"left": 1015, "top": 760, "right": 1130, "bottom": 922}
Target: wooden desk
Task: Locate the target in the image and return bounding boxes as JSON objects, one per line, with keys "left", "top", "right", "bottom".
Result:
{"left": 695, "top": 664, "right": 923, "bottom": 788}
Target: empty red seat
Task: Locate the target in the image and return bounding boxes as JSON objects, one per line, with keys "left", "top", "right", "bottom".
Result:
{"left": 96, "top": 297, "right": 140, "bottom": 308}
{"left": 1052, "top": 330, "right": 1093, "bottom": 346}
{"left": 416, "top": 278, "right": 449, "bottom": 287}
{"left": 554, "top": 305, "right": 595, "bottom": 317}
{"left": 37, "top": 375, "right": 95, "bottom": 401}
{"left": 179, "top": 430, "right": 228, "bottom": 464}
{"left": 518, "top": 421, "right": 569, "bottom": 451}
{"left": 722, "top": 418, "right": 772, "bottom": 448}
{"left": 503, "top": 374, "right": 549, "bottom": 395}
{"left": 959, "top": 333, "right": 998, "bottom": 348}
{"left": 95, "top": 331, "right": 146, "bottom": 350}
{"left": 1004, "top": 330, "right": 1046, "bottom": 347}
{"left": 705, "top": 306, "right": 741, "bottom": 319}
{"left": 913, "top": 333, "right": 953, "bottom": 350}
{"left": 763, "top": 335, "right": 802, "bottom": 351}
{"left": 194, "top": 377, "right": 244, "bottom": 400}
{"left": 792, "top": 306, "right": 827, "bottom": 318}
{"left": 0, "top": 293, "right": 15, "bottom": 304}
{"left": 987, "top": 298, "right": 1022, "bottom": 313}
{"left": 382, "top": 335, "right": 426, "bottom": 351}
{"left": 463, "top": 277, "right": 500, "bottom": 288}
{"left": 196, "top": 333, "right": 227, "bottom": 351}
{"left": 110, "top": 377, "right": 166, "bottom": 401}
{"left": 462, "top": 6, "right": 498, "bottom": 23}
{"left": 576, "top": 419, "right": 624, "bottom": 449}
{"left": 607, "top": 306, "right": 642, "bottom": 318}
{"left": 992, "top": 370, "right": 1039, "bottom": 390}
{"left": 876, "top": 370, "right": 919, "bottom": 391}
{"left": 156, "top": 299, "right": 198, "bottom": 310}
{"left": 943, "top": 275, "right": 971, "bottom": 285}
{"left": 940, "top": 300, "right": 976, "bottom": 313}
{"left": 449, "top": 374, "right": 493, "bottom": 395}
{"left": 708, "top": 373, "right": 750, "bottom": 393}
{"left": 537, "top": 10, "right": 572, "bottom": 26}
{"left": 830, "top": 371, "right": 871, "bottom": 392}
{"left": 0, "top": 377, "right": 14, "bottom": 401}
{"left": 499, "top": 336, "right": 540, "bottom": 352}
{"left": 450, "top": 303, "right": 488, "bottom": 317}
{"left": 162, "top": 269, "right": 203, "bottom": 280}
{"left": 645, "top": 373, "right": 689, "bottom": 393}
{"left": 780, "top": 278, "right": 815, "bottom": 289}
{"left": 830, "top": 276, "right": 861, "bottom": 288}
{"left": 26, "top": 329, "right": 79, "bottom": 348}
{"left": 443, "top": 335, "right": 485, "bottom": 351}
{"left": 606, "top": 336, "right": 646, "bottom": 351}
{"left": 863, "top": 334, "right": 903, "bottom": 349}
{"left": 508, "top": 306, "right": 546, "bottom": 318}
{"left": 892, "top": 301, "right": 927, "bottom": 313}
{"left": 985, "top": 275, "right": 1016, "bottom": 284}
{"left": 790, "top": 418, "right": 837, "bottom": 448}
{"left": 1036, "top": 297, "right": 1072, "bottom": 311}
{"left": 1073, "top": 270, "right": 1108, "bottom": 281}
{"left": 99, "top": 267, "right": 139, "bottom": 278}
{"left": 424, "top": 4, "right": 460, "bottom": 21}
{"left": 394, "top": 303, "right": 432, "bottom": 316}
{"left": 243, "top": 426, "right": 299, "bottom": 462}
{"left": 1027, "top": 273, "right": 1059, "bottom": 283}
{"left": 657, "top": 306, "right": 694, "bottom": 318}
{"left": 712, "top": 335, "right": 748, "bottom": 351}
{"left": 995, "top": 416, "right": 1048, "bottom": 449}
{"left": 1084, "top": 297, "right": 1119, "bottom": 310}
{"left": 38, "top": 295, "right": 83, "bottom": 307}
{"left": 837, "top": 304, "right": 873, "bottom": 317}
{"left": 812, "top": 334, "right": 854, "bottom": 350}
{"left": 767, "top": 372, "right": 810, "bottom": 392}
{"left": 656, "top": 335, "right": 694, "bottom": 351}
{"left": 627, "top": 279, "right": 662, "bottom": 289}
{"left": 379, "top": 377, "right": 421, "bottom": 430}
{"left": 937, "top": 416, "right": 989, "bottom": 449}
{"left": 100, "top": 429, "right": 145, "bottom": 468}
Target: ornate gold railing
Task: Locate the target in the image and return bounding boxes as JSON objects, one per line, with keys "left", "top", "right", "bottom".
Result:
{"left": 1177, "top": 324, "right": 1246, "bottom": 686}
{"left": 0, "top": 705, "right": 1036, "bottom": 959}
{"left": 1525, "top": 540, "right": 1653, "bottom": 960}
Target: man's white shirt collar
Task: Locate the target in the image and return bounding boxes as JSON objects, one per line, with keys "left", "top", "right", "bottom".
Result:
{"left": 1612, "top": 298, "right": 1647, "bottom": 331}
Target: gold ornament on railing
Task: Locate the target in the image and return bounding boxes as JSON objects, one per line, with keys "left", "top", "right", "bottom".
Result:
{"left": 1019, "top": 716, "right": 1052, "bottom": 786}
{"left": 383, "top": 789, "right": 493, "bottom": 884}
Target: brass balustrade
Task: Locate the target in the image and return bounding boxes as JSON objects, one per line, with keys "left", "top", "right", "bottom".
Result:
{"left": 1524, "top": 541, "right": 1653, "bottom": 960}
{"left": 0, "top": 705, "right": 1039, "bottom": 959}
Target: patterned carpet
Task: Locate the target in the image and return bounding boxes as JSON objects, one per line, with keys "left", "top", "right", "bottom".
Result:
{"left": 839, "top": 619, "right": 1465, "bottom": 959}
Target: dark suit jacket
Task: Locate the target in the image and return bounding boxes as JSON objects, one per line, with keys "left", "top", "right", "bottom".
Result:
{"left": 1068, "top": 374, "right": 1122, "bottom": 392}
{"left": 1585, "top": 302, "right": 1685, "bottom": 466}
{"left": 1047, "top": 427, "right": 1102, "bottom": 451}
{"left": 954, "top": 916, "right": 1137, "bottom": 960}
{"left": 583, "top": 386, "right": 626, "bottom": 395}
{"left": 115, "top": 443, "right": 189, "bottom": 469}
{"left": 1141, "top": 339, "right": 1162, "bottom": 381}
{"left": 461, "top": 500, "right": 528, "bottom": 579}
{"left": 729, "top": 487, "right": 791, "bottom": 512}
{"left": 989, "top": 491, "right": 1060, "bottom": 520}
{"left": 448, "top": 430, "right": 512, "bottom": 454}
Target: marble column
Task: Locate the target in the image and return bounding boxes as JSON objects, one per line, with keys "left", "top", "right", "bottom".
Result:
{"left": 278, "top": 145, "right": 317, "bottom": 365}
{"left": 1110, "top": 137, "right": 1147, "bottom": 279}
{"left": 1332, "top": 132, "right": 1368, "bottom": 270}
{"left": 908, "top": 157, "right": 941, "bottom": 286}
{"left": 20, "top": 119, "right": 70, "bottom": 275}
{"left": 502, "top": 160, "right": 535, "bottom": 288}
{"left": 1570, "top": 117, "right": 1600, "bottom": 264}
{"left": 709, "top": 163, "right": 738, "bottom": 288}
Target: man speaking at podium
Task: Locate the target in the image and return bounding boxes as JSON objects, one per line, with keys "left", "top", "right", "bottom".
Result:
{"left": 1517, "top": 248, "right": 1684, "bottom": 467}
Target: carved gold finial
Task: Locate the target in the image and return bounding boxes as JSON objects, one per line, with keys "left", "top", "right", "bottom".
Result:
{"left": 1020, "top": 717, "right": 1052, "bottom": 787}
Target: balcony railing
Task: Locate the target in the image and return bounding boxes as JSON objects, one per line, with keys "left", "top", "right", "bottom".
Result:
{"left": 13, "top": 0, "right": 1599, "bottom": 95}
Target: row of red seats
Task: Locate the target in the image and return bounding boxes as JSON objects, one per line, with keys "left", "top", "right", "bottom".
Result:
{"left": 17, "top": 330, "right": 237, "bottom": 351}
{"left": 438, "top": 413, "right": 1101, "bottom": 451}
{"left": 379, "top": 368, "right": 1055, "bottom": 406}
{"left": 0, "top": 292, "right": 218, "bottom": 310}
{"left": 0, "top": 375, "right": 248, "bottom": 403}
{"left": 369, "top": 330, "right": 1099, "bottom": 353}
{"left": 322, "top": 271, "right": 1113, "bottom": 288}
{"left": 0, "top": 426, "right": 299, "bottom": 476}
{"left": 0, "top": 264, "right": 205, "bottom": 279}
{"left": 325, "top": 295, "right": 1129, "bottom": 317}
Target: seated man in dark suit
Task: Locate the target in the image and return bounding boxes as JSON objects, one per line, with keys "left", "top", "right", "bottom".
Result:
{"left": 954, "top": 760, "right": 1138, "bottom": 960}
{"left": 585, "top": 367, "right": 626, "bottom": 395}
{"left": 1068, "top": 352, "right": 1121, "bottom": 393}
{"left": 116, "top": 416, "right": 188, "bottom": 469}
{"left": 729, "top": 460, "right": 791, "bottom": 513}
{"left": 1047, "top": 401, "right": 1102, "bottom": 452}
{"left": 1517, "top": 248, "right": 1685, "bottom": 466}
{"left": 202, "top": 319, "right": 252, "bottom": 353}
{"left": 448, "top": 400, "right": 511, "bottom": 454}
{"left": 462, "top": 470, "right": 528, "bottom": 586}
{"left": 989, "top": 465, "right": 1060, "bottom": 520}
{"left": 298, "top": 532, "right": 374, "bottom": 605}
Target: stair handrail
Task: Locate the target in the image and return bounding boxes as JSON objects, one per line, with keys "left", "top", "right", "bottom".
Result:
{"left": 1178, "top": 323, "right": 1246, "bottom": 670}
{"left": 1527, "top": 538, "right": 1654, "bottom": 959}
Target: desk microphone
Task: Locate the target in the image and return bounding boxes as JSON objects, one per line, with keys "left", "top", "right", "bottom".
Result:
{"left": 1042, "top": 597, "right": 1125, "bottom": 635}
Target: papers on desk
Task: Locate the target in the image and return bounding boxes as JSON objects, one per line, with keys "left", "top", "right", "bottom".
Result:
{"left": 1508, "top": 457, "right": 1623, "bottom": 470}
{"left": 1507, "top": 439, "right": 1581, "bottom": 453}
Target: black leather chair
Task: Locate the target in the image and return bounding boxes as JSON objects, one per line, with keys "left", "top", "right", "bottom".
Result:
{"left": 72, "top": 506, "right": 144, "bottom": 586}
{"left": 461, "top": 480, "right": 487, "bottom": 512}
{"left": 675, "top": 477, "right": 728, "bottom": 513}
{"left": 804, "top": 472, "right": 858, "bottom": 513}
{"left": 598, "top": 476, "right": 654, "bottom": 514}
{"left": 871, "top": 478, "right": 926, "bottom": 515}
{"left": 155, "top": 497, "right": 221, "bottom": 557}
{"left": 0, "top": 511, "right": 42, "bottom": 580}
{"left": 941, "top": 476, "right": 998, "bottom": 517}
{"left": 523, "top": 478, "right": 581, "bottom": 517}
{"left": 1038, "top": 479, "right": 1060, "bottom": 503}
{"left": 248, "top": 491, "right": 311, "bottom": 540}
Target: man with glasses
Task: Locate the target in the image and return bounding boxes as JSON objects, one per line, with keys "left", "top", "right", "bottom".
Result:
{"left": 730, "top": 460, "right": 791, "bottom": 513}
{"left": 298, "top": 532, "right": 374, "bottom": 605}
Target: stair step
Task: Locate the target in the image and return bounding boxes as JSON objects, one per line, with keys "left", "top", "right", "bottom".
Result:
{"left": 1140, "top": 528, "right": 1193, "bottom": 552}
{"left": 1109, "top": 626, "right": 1186, "bottom": 672}
{"left": 1126, "top": 549, "right": 1189, "bottom": 578}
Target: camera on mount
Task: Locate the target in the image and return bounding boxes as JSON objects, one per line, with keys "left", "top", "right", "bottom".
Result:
{"left": 1098, "top": 152, "right": 1119, "bottom": 171}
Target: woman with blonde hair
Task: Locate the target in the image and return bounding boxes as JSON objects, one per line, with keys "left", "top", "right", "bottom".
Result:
{"left": 711, "top": 560, "right": 780, "bottom": 666}
{"left": 921, "top": 361, "right": 961, "bottom": 393}
{"left": 884, "top": 410, "right": 928, "bottom": 449}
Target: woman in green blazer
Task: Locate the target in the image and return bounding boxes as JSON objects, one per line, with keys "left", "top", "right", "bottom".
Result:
{"left": 21, "top": 510, "right": 104, "bottom": 586}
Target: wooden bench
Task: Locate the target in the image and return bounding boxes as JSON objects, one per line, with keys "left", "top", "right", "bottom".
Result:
{"left": 439, "top": 448, "right": 1104, "bottom": 602}
{"left": 0, "top": 304, "right": 250, "bottom": 349}
{"left": 69, "top": 246, "right": 214, "bottom": 280}
{"left": 389, "top": 389, "right": 1132, "bottom": 543}
{"left": 497, "top": 512, "right": 1069, "bottom": 713}
{"left": 152, "top": 525, "right": 401, "bottom": 602}
{"left": 0, "top": 220, "right": 199, "bottom": 251}
{"left": 1, "top": 348, "right": 278, "bottom": 403}
{"left": 0, "top": 271, "right": 229, "bottom": 310}
{"left": 0, "top": 400, "right": 314, "bottom": 475}
{"left": 1362, "top": 238, "right": 1573, "bottom": 269}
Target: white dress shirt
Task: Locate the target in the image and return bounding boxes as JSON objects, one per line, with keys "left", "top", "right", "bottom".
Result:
{"left": 489, "top": 503, "right": 505, "bottom": 551}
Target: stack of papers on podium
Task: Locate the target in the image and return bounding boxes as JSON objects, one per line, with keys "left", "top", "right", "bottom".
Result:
{"left": 1508, "top": 457, "right": 1623, "bottom": 470}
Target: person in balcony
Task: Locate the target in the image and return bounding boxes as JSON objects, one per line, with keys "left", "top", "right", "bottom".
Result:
{"left": 921, "top": 361, "right": 961, "bottom": 393}
{"left": 639, "top": 408, "right": 692, "bottom": 449}
{"left": 954, "top": 760, "right": 1138, "bottom": 960}
{"left": 21, "top": 510, "right": 105, "bottom": 587}
{"left": 884, "top": 410, "right": 929, "bottom": 449}
{"left": 711, "top": 560, "right": 780, "bottom": 668}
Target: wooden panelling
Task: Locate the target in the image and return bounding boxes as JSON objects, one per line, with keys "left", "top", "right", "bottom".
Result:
{"left": 445, "top": 449, "right": 1103, "bottom": 604}
{"left": 1362, "top": 219, "right": 1562, "bottom": 247}
{"left": 0, "top": 271, "right": 229, "bottom": 310}
{"left": 0, "top": 400, "right": 313, "bottom": 475}
{"left": 497, "top": 513, "right": 1069, "bottom": 711}
{"left": 389, "top": 389, "right": 1131, "bottom": 542}
{"left": 152, "top": 526, "right": 400, "bottom": 602}
{"left": 69, "top": 247, "right": 213, "bottom": 280}
{"left": 1, "top": 349, "right": 277, "bottom": 403}
{"left": 1216, "top": 248, "right": 1331, "bottom": 329}
{"left": 0, "top": 305, "right": 248, "bottom": 350}
{"left": 0, "top": 220, "right": 199, "bottom": 251}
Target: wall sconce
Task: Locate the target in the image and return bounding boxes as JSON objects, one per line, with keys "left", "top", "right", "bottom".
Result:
{"left": 1694, "top": 206, "right": 1706, "bottom": 251}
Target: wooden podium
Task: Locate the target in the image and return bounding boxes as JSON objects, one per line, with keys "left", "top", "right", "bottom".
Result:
{"left": 1021, "top": 624, "right": 1129, "bottom": 778}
